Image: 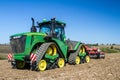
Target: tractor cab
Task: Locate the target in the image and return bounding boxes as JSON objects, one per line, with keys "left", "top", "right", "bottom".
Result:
{"left": 31, "top": 18, "right": 66, "bottom": 41}
{"left": 38, "top": 18, "right": 66, "bottom": 41}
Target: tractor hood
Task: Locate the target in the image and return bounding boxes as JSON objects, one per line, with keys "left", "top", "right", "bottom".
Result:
{"left": 10, "top": 32, "right": 47, "bottom": 59}
{"left": 10, "top": 32, "right": 47, "bottom": 37}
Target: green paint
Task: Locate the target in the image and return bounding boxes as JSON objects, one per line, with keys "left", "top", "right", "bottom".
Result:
{"left": 10, "top": 32, "right": 47, "bottom": 37}
{"left": 52, "top": 38, "right": 68, "bottom": 60}
{"left": 11, "top": 32, "right": 46, "bottom": 61}
{"left": 79, "top": 52, "right": 86, "bottom": 57}
{"left": 74, "top": 42, "right": 81, "bottom": 50}
{"left": 45, "top": 54, "right": 58, "bottom": 60}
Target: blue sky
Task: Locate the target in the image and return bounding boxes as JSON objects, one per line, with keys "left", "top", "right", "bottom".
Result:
{"left": 0, "top": 0, "right": 120, "bottom": 44}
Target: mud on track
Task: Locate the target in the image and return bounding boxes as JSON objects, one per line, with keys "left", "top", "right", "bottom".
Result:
{"left": 0, "top": 53, "right": 120, "bottom": 80}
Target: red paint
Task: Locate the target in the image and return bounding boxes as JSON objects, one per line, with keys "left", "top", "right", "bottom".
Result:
{"left": 7, "top": 53, "right": 12, "bottom": 60}
{"left": 30, "top": 53, "right": 36, "bottom": 62}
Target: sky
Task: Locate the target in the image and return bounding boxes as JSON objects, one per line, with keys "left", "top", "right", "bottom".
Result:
{"left": 0, "top": 0, "right": 120, "bottom": 44}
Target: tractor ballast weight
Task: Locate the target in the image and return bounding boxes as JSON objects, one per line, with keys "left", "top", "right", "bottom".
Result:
{"left": 8, "top": 18, "right": 90, "bottom": 71}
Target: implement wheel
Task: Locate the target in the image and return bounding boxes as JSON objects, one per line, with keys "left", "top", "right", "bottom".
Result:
{"left": 16, "top": 61, "right": 25, "bottom": 69}
{"left": 85, "top": 55, "right": 90, "bottom": 63}
{"left": 38, "top": 59, "right": 47, "bottom": 71}
{"left": 57, "top": 58, "right": 65, "bottom": 68}
{"left": 75, "top": 56, "right": 81, "bottom": 64}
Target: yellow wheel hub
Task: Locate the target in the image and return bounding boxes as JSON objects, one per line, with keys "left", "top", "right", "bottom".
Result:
{"left": 46, "top": 44, "right": 57, "bottom": 56}
{"left": 38, "top": 60, "right": 47, "bottom": 71}
{"left": 16, "top": 61, "right": 25, "bottom": 69}
{"left": 58, "top": 58, "right": 65, "bottom": 68}
{"left": 75, "top": 56, "right": 80, "bottom": 64}
{"left": 86, "top": 56, "right": 90, "bottom": 63}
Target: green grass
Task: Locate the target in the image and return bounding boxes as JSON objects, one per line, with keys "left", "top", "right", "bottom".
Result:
{"left": 91, "top": 45, "right": 120, "bottom": 53}
{"left": 0, "top": 44, "right": 12, "bottom": 53}
{"left": 100, "top": 47, "right": 120, "bottom": 53}
{"left": 0, "top": 57, "right": 6, "bottom": 60}
{"left": 0, "top": 44, "right": 11, "bottom": 60}
{"left": 0, "top": 53, "right": 7, "bottom": 60}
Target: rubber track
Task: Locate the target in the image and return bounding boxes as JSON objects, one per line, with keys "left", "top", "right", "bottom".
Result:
{"left": 35, "top": 42, "right": 53, "bottom": 70}
{"left": 68, "top": 45, "right": 81, "bottom": 64}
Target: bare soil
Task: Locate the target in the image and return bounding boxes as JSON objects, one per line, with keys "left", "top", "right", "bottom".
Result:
{"left": 0, "top": 53, "right": 120, "bottom": 80}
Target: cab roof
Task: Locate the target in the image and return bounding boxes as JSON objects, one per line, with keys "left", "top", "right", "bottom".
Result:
{"left": 38, "top": 20, "right": 66, "bottom": 28}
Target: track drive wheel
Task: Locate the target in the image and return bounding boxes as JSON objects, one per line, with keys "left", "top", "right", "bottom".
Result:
{"left": 46, "top": 44, "right": 57, "bottom": 56}
{"left": 16, "top": 61, "right": 25, "bottom": 69}
{"left": 38, "top": 59, "right": 47, "bottom": 71}
{"left": 57, "top": 58, "right": 65, "bottom": 68}
{"left": 85, "top": 55, "right": 90, "bottom": 63}
{"left": 80, "top": 46, "right": 85, "bottom": 54}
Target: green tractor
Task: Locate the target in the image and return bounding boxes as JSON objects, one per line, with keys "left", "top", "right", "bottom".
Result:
{"left": 8, "top": 18, "right": 90, "bottom": 71}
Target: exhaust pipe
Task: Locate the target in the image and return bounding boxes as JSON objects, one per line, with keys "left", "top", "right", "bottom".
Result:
{"left": 31, "top": 18, "right": 37, "bottom": 32}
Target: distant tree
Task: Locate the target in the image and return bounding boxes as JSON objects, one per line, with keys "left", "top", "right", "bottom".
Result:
{"left": 112, "top": 43, "right": 116, "bottom": 45}
{"left": 96, "top": 43, "right": 99, "bottom": 46}
{"left": 101, "top": 43, "right": 104, "bottom": 45}
{"left": 110, "top": 45, "right": 114, "bottom": 49}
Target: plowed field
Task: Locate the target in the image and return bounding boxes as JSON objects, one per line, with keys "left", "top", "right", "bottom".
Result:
{"left": 0, "top": 53, "right": 120, "bottom": 80}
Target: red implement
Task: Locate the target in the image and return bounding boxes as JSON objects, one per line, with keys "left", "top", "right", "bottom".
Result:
{"left": 84, "top": 45, "right": 105, "bottom": 59}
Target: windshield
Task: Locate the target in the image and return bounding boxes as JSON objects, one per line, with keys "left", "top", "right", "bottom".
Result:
{"left": 39, "top": 23, "right": 65, "bottom": 40}
{"left": 55, "top": 27, "right": 61, "bottom": 34}
{"left": 55, "top": 27, "right": 65, "bottom": 40}
{"left": 40, "top": 24, "right": 50, "bottom": 35}
{"left": 10, "top": 35, "right": 26, "bottom": 53}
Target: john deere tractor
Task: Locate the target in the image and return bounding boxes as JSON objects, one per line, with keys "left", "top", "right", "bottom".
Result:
{"left": 8, "top": 18, "right": 90, "bottom": 71}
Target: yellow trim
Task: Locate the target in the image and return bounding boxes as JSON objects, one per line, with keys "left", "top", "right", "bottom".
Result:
{"left": 27, "top": 33, "right": 47, "bottom": 36}
{"left": 75, "top": 56, "right": 80, "bottom": 64}
{"left": 58, "top": 58, "right": 65, "bottom": 68}
{"left": 86, "top": 56, "right": 90, "bottom": 63}
{"left": 38, "top": 60, "right": 47, "bottom": 71}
